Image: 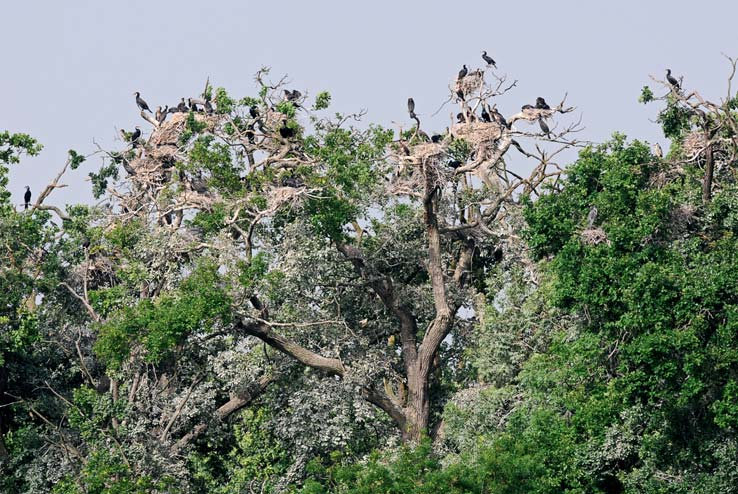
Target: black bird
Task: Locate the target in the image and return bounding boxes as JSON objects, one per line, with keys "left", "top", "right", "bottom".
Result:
{"left": 447, "top": 159, "right": 462, "bottom": 169}
{"left": 177, "top": 98, "right": 188, "bottom": 113}
{"left": 188, "top": 98, "right": 200, "bottom": 112}
{"left": 284, "top": 89, "right": 302, "bottom": 102}
{"left": 246, "top": 123, "right": 256, "bottom": 144}
{"left": 204, "top": 99, "right": 214, "bottom": 114}
{"left": 130, "top": 126, "right": 141, "bottom": 144}
{"left": 457, "top": 112, "right": 466, "bottom": 123}
{"left": 134, "top": 92, "right": 151, "bottom": 112}
{"left": 23, "top": 186, "right": 31, "bottom": 209}
{"left": 481, "top": 51, "right": 497, "bottom": 68}
{"left": 666, "top": 69, "right": 680, "bottom": 89}
{"left": 457, "top": 64, "right": 468, "bottom": 80}
{"left": 491, "top": 106, "right": 508, "bottom": 128}
{"left": 250, "top": 106, "right": 260, "bottom": 119}
{"left": 431, "top": 134, "right": 443, "bottom": 143}
{"left": 279, "top": 120, "right": 296, "bottom": 139}
{"left": 407, "top": 97, "right": 415, "bottom": 115}
{"left": 539, "top": 118, "right": 551, "bottom": 137}
{"left": 456, "top": 89, "right": 465, "bottom": 102}
{"left": 480, "top": 107, "right": 492, "bottom": 122}
{"left": 535, "top": 97, "right": 550, "bottom": 110}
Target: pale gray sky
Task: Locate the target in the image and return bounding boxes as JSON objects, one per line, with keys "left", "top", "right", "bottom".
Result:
{"left": 3, "top": 0, "right": 737, "bottom": 208}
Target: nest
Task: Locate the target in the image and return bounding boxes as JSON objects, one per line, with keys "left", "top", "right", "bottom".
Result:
{"left": 667, "top": 204, "right": 697, "bottom": 237}
{"left": 411, "top": 143, "right": 446, "bottom": 162}
{"left": 682, "top": 131, "right": 707, "bottom": 158}
{"left": 267, "top": 186, "right": 305, "bottom": 211}
{"left": 454, "top": 71, "right": 484, "bottom": 96}
{"left": 580, "top": 227, "right": 610, "bottom": 246}
{"left": 451, "top": 122, "right": 503, "bottom": 146}
{"left": 648, "top": 164, "right": 685, "bottom": 188}
{"left": 263, "top": 110, "right": 286, "bottom": 129}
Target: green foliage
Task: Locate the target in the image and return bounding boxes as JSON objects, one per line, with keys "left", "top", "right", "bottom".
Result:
{"left": 215, "top": 87, "right": 235, "bottom": 115}
{"left": 313, "top": 91, "right": 332, "bottom": 111}
{"left": 68, "top": 149, "right": 86, "bottom": 170}
{"left": 88, "top": 162, "right": 119, "bottom": 199}
{"left": 95, "top": 262, "right": 232, "bottom": 368}
{"left": 639, "top": 85, "right": 654, "bottom": 104}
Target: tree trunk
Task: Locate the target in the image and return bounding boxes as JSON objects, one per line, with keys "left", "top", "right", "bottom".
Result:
{"left": 702, "top": 141, "right": 714, "bottom": 204}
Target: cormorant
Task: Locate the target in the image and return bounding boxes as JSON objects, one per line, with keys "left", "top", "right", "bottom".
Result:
{"left": 535, "top": 97, "right": 550, "bottom": 110}
{"left": 130, "top": 126, "right": 141, "bottom": 144}
{"left": 447, "top": 159, "right": 462, "bottom": 169}
{"left": 457, "top": 112, "right": 466, "bottom": 123}
{"left": 134, "top": 92, "right": 151, "bottom": 112}
{"left": 157, "top": 106, "right": 168, "bottom": 124}
{"left": 177, "top": 98, "right": 188, "bottom": 113}
{"left": 249, "top": 106, "right": 259, "bottom": 119}
{"left": 284, "top": 89, "right": 302, "bottom": 101}
{"left": 480, "top": 107, "right": 492, "bottom": 122}
{"left": 23, "top": 186, "right": 31, "bottom": 209}
{"left": 521, "top": 104, "right": 534, "bottom": 110}
{"left": 188, "top": 98, "right": 199, "bottom": 112}
{"left": 457, "top": 64, "right": 468, "bottom": 80}
{"left": 279, "top": 120, "right": 296, "bottom": 139}
{"left": 587, "top": 206, "right": 598, "bottom": 228}
{"left": 191, "top": 172, "right": 208, "bottom": 193}
{"left": 539, "top": 118, "right": 551, "bottom": 137}
{"left": 246, "top": 123, "right": 256, "bottom": 144}
{"left": 155, "top": 106, "right": 164, "bottom": 123}
{"left": 666, "top": 69, "right": 680, "bottom": 89}
{"left": 431, "top": 134, "right": 443, "bottom": 143}
{"left": 491, "top": 106, "right": 508, "bottom": 128}
{"left": 407, "top": 98, "right": 415, "bottom": 115}
{"left": 204, "top": 99, "right": 214, "bottom": 114}
{"left": 653, "top": 142, "right": 663, "bottom": 158}
{"left": 481, "top": 51, "right": 497, "bottom": 68}
{"left": 456, "top": 89, "right": 465, "bottom": 101}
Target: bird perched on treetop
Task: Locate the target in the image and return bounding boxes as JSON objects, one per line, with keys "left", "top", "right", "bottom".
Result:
{"left": 133, "top": 92, "right": 151, "bottom": 112}
{"left": 535, "top": 97, "right": 550, "bottom": 110}
{"left": 130, "top": 126, "right": 141, "bottom": 144}
{"left": 457, "top": 64, "right": 468, "bottom": 80}
{"left": 666, "top": 69, "right": 680, "bottom": 89}
{"left": 279, "top": 120, "right": 296, "bottom": 139}
{"left": 653, "top": 142, "right": 663, "bottom": 158}
{"left": 23, "top": 186, "right": 31, "bottom": 210}
{"left": 407, "top": 97, "right": 415, "bottom": 115}
{"left": 177, "top": 98, "right": 188, "bottom": 113}
{"left": 481, "top": 51, "right": 497, "bottom": 68}
{"left": 480, "top": 106, "right": 492, "bottom": 122}
{"left": 539, "top": 118, "right": 551, "bottom": 137}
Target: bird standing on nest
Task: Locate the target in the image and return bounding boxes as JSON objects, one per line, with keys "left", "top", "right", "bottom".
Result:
{"left": 457, "top": 64, "right": 468, "bottom": 80}
{"left": 134, "top": 92, "right": 151, "bottom": 112}
{"left": 480, "top": 107, "right": 492, "bottom": 122}
{"left": 130, "top": 126, "right": 141, "bottom": 145}
{"left": 481, "top": 51, "right": 497, "bottom": 68}
{"left": 587, "top": 206, "right": 598, "bottom": 228}
{"left": 653, "top": 142, "right": 663, "bottom": 158}
{"left": 23, "top": 186, "right": 31, "bottom": 210}
{"left": 279, "top": 120, "right": 296, "bottom": 139}
{"left": 535, "top": 97, "right": 550, "bottom": 110}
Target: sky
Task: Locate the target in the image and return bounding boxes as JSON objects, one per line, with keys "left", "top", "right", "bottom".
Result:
{"left": 2, "top": 0, "right": 738, "bottom": 209}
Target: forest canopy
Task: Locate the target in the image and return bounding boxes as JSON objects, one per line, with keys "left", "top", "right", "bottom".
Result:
{"left": 2, "top": 61, "right": 738, "bottom": 493}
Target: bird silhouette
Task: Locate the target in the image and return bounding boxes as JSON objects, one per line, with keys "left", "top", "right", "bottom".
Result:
{"left": 23, "top": 186, "right": 31, "bottom": 210}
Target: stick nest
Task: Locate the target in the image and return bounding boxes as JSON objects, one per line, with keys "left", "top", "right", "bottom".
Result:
{"left": 451, "top": 122, "right": 503, "bottom": 146}
{"left": 454, "top": 71, "right": 484, "bottom": 96}
{"left": 580, "top": 227, "right": 610, "bottom": 246}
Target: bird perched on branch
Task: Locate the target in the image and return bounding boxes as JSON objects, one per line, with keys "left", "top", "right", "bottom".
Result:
{"left": 666, "top": 69, "right": 680, "bottom": 90}
{"left": 653, "top": 142, "right": 663, "bottom": 158}
{"left": 134, "top": 92, "right": 151, "bottom": 112}
{"left": 491, "top": 106, "right": 508, "bottom": 128}
{"left": 535, "top": 97, "right": 550, "bottom": 110}
{"left": 482, "top": 51, "right": 497, "bottom": 68}
{"left": 23, "top": 186, "right": 31, "bottom": 210}
{"left": 130, "top": 126, "right": 141, "bottom": 144}
{"left": 284, "top": 89, "right": 302, "bottom": 102}
{"left": 407, "top": 97, "right": 416, "bottom": 117}
{"left": 279, "top": 120, "right": 296, "bottom": 139}
{"left": 431, "top": 134, "right": 443, "bottom": 143}
{"left": 177, "top": 98, "right": 188, "bottom": 113}
{"left": 156, "top": 106, "right": 168, "bottom": 124}
{"left": 457, "top": 64, "right": 468, "bottom": 80}
{"left": 539, "top": 118, "right": 551, "bottom": 137}
{"left": 480, "top": 106, "right": 492, "bottom": 122}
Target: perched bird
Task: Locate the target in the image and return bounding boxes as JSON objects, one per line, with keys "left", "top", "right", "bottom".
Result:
{"left": 130, "top": 126, "right": 141, "bottom": 144}
{"left": 521, "top": 104, "right": 535, "bottom": 110}
{"left": 535, "top": 97, "right": 550, "bottom": 110}
{"left": 155, "top": 106, "right": 164, "bottom": 123}
{"left": 134, "top": 91, "right": 151, "bottom": 112}
{"left": 407, "top": 98, "right": 415, "bottom": 115}
{"left": 188, "top": 98, "right": 199, "bottom": 112}
{"left": 481, "top": 51, "right": 497, "bottom": 68}
{"left": 447, "top": 159, "right": 462, "bottom": 169}
{"left": 457, "top": 64, "right": 468, "bottom": 80}
{"left": 587, "top": 206, "right": 598, "bottom": 228}
{"left": 653, "top": 142, "right": 663, "bottom": 158}
{"left": 666, "top": 69, "right": 680, "bottom": 89}
{"left": 284, "top": 89, "right": 302, "bottom": 101}
{"left": 457, "top": 112, "right": 466, "bottom": 124}
{"left": 456, "top": 89, "right": 465, "bottom": 102}
{"left": 246, "top": 123, "right": 256, "bottom": 144}
{"left": 431, "top": 134, "right": 443, "bottom": 143}
{"left": 249, "top": 105, "right": 260, "bottom": 119}
{"left": 177, "top": 98, "right": 188, "bottom": 113}
{"left": 279, "top": 120, "right": 296, "bottom": 139}
{"left": 480, "top": 107, "right": 492, "bottom": 122}
{"left": 491, "top": 106, "right": 508, "bottom": 128}
{"left": 539, "top": 118, "right": 551, "bottom": 137}
{"left": 157, "top": 106, "right": 168, "bottom": 124}
{"left": 23, "top": 186, "right": 31, "bottom": 210}
{"left": 204, "top": 99, "right": 214, "bottom": 114}
{"left": 191, "top": 171, "right": 208, "bottom": 193}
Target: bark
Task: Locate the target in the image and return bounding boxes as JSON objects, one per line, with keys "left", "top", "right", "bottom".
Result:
{"left": 703, "top": 140, "right": 715, "bottom": 204}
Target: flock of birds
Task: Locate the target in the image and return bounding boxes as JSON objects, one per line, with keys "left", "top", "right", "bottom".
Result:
{"left": 17, "top": 62, "right": 684, "bottom": 211}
